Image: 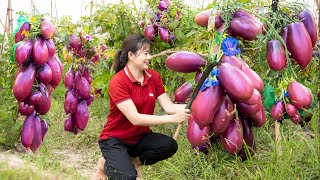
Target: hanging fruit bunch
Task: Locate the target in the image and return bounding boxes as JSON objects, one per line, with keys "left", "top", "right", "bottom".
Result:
{"left": 62, "top": 32, "right": 97, "bottom": 134}
{"left": 142, "top": 0, "right": 181, "bottom": 45}
{"left": 11, "top": 15, "right": 62, "bottom": 152}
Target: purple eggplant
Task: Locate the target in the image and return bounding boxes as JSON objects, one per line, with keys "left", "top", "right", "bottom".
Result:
{"left": 249, "top": 106, "right": 266, "bottom": 127}
{"left": 73, "top": 101, "right": 90, "bottom": 131}
{"left": 243, "top": 89, "right": 262, "bottom": 105}
{"left": 86, "top": 94, "right": 94, "bottom": 106}
{"left": 298, "top": 10, "right": 318, "bottom": 47}
{"left": 37, "top": 63, "right": 52, "bottom": 85}
{"left": 241, "top": 67, "right": 264, "bottom": 93}
{"left": 32, "top": 36, "right": 49, "bottom": 66}
{"left": 221, "top": 55, "right": 242, "bottom": 69}
{"left": 30, "top": 115, "right": 42, "bottom": 152}
{"left": 290, "top": 111, "right": 301, "bottom": 124}
{"left": 191, "top": 85, "right": 225, "bottom": 128}
{"left": 288, "top": 81, "right": 312, "bottom": 110}
{"left": 27, "top": 90, "right": 42, "bottom": 105}
{"left": 15, "top": 39, "right": 33, "bottom": 65}
{"left": 75, "top": 71, "right": 91, "bottom": 100}
{"left": 144, "top": 25, "right": 155, "bottom": 41}
{"left": 14, "top": 22, "right": 31, "bottom": 43}
{"left": 267, "top": 40, "right": 286, "bottom": 71}
{"left": 21, "top": 111, "right": 36, "bottom": 149}
{"left": 220, "top": 118, "right": 243, "bottom": 155}
{"left": 40, "top": 119, "right": 48, "bottom": 141}
{"left": 174, "top": 82, "right": 193, "bottom": 103}
{"left": 47, "top": 57, "right": 62, "bottom": 88}
{"left": 13, "top": 62, "right": 36, "bottom": 102}
{"left": 69, "top": 34, "right": 78, "bottom": 49}
{"left": 187, "top": 115, "right": 210, "bottom": 146}
{"left": 64, "top": 115, "right": 74, "bottom": 132}
{"left": 285, "top": 103, "right": 297, "bottom": 117}
{"left": 64, "top": 66, "right": 75, "bottom": 89}
{"left": 64, "top": 89, "right": 78, "bottom": 114}
{"left": 83, "top": 67, "right": 92, "bottom": 84}
{"left": 45, "top": 39, "right": 56, "bottom": 57}
{"left": 218, "top": 63, "right": 254, "bottom": 102}
{"left": 287, "top": 22, "right": 312, "bottom": 69}
{"left": 41, "top": 20, "right": 55, "bottom": 39}
{"left": 237, "top": 101, "right": 261, "bottom": 115}
{"left": 271, "top": 101, "right": 284, "bottom": 121}
{"left": 18, "top": 101, "right": 34, "bottom": 116}
{"left": 159, "top": 27, "right": 170, "bottom": 42}
{"left": 210, "top": 97, "right": 234, "bottom": 134}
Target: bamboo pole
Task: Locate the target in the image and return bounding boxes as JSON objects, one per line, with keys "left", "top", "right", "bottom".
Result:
{"left": 90, "top": 0, "right": 94, "bottom": 16}
{"left": 274, "top": 121, "right": 282, "bottom": 156}
{"left": 1, "top": 1, "right": 9, "bottom": 55}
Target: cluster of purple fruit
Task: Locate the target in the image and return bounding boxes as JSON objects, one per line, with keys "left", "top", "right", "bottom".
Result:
{"left": 13, "top": 18, "right": 62, "bottom": 152}
{"left": 63, "top": 34, "right": 95, "bottom": 134}
{"left": 167, "top": 51, "right": 266, "bottom": 159}
{"left": 143, "top": 0, "right": 177, "bottom": 43}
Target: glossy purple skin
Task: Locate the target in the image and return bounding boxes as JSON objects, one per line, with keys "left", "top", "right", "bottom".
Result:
{"left": 32, "top": 36, "right": 49, "bottom": 66}
{"left": 18, "top": 101, "right": 35, "bottom": 116}
{"left": 64, "top": 67, "right": 75, "bottom": 89}
{"left": 159, "top": 27, "right": 170, "bottom": 42}
{"left": 221, "top": 55, "right": 242, "bottom": 69}
{"left": 83, "top": 67, "right": 92, "bottom": 84}
{"left": 187, "top": 115, "right": 210, "bottom": 146}
{"left": 267, "top": 40, "right": 286, "bottom": 71}
{"left": 174, "top": 82, "right": 193, "bottom": 103}
{"left": 69, "top": 34, "right": 79, "bottom": 49}
{"left": 241, "top": 117, "right": 255, "bottom": 148}
{"left": 298, "top": 10, "right": 318, "bottom": 47}
{"left": 144, "top": 25, "right": 155, "bottom": 40}
{"left": 220, "top": 118, "right": 243, "bottom": 155}
{"left": 13, "top": 63, "right": 36, "bottom": 102}
{"left": 230, "top": 17, "right": 263, "bottom": 41}
{"left": 217, "top": 63, "right": 254, "bottom": 102}
{"left": 75, "top": 72, "right": 91, "bottom": 100}
{"left": 53, "top": 54, "right": 63, "bottom": 72}
{"left": 35, "top": 84, "right": 51, "bottom": 115}
{"left": 64, "top": 89, "right": 78, "bottom": 114}
{"left": 237, "top": 98, "right": 262, "bottom": 115}
{"left": 290, "top": 111, "right": 301, "bottom": 124}
{"left": 194, "top": 9, "right": 224, "bottom": 28}
{"left": 243, "top": 89, "right": 261, "bottom": 105}
{"left": 27, "top": 90, "right": 42, "bottom": 105}
{"left": 287, "top": 22, "right": 312, "bottom": 69}
{"left": 15, "top": 39, "right": 33, "bottom": 65}
{"left": 40, "top": 119, "right": 48, "bottom": 141}
{"left": 288, "top": 81, "right": 312, "bottom": 109}
{"left": 249, "top": 106, "right": 266, "bottom": 127}
{"left": 210, "top": 97, "right": 234, "bottom": 134}
{"left": 30, "top": 115, "right": 42, "bottom": 152}
{"left": 194, "top": 70, "right": 202, "bottom": 84}
{"left": 191, "top": 85, "right": 225, "bottom": 128}
{"left": 41, "top": 20, "right": 55, "bottom": 39}
{"left": 165, "top": 51, "right": 206, "bottom": 73}
{"left": 64, "top": 115, "right": 74, "bottom": 132}
{"left": 86, "top": 94, "right": 94, "bottom": 106}
{"left": 47, "top": 57, "right": 62, "bottom": 88}
{"left": 14, "top": 22, "right": 31, "bottom": 43}
{"left": 241, "top": 67, "right": 264, "bottom": 93}
{"left": 21, "top": 111, "right": 36, "bottom": 149}
{"left": 271, "top": 101, "right": 285, "bottom": 120}
{"left": 285, "top": 103, "right": 297, "bottom": 117}
{"left": 37, "top": 63, "right": 53, "bottom": 85}
{"left": 73, "top": 101, "right": 90, "bottom": 131}
{"left": 280, "top": 27, "right": 289, "bottom": 48}
{"left": 158, "top": 1, "right": 167, "bottom": 11}
{"left": 45, "top": 39, "right": 56, "bottom": 57}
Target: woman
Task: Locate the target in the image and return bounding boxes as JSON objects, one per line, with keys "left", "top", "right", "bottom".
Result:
{"left": 96, "top": 34, "right": 190, "bottom": 180}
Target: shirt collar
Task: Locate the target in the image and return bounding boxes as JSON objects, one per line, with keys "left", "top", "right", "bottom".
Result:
{"left": 124, "top": 66, "right": 152, "bottom": 86}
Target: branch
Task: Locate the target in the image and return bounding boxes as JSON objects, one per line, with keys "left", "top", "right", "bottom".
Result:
{"left": 151, "top": 50, "right": 208, "bottom": 59}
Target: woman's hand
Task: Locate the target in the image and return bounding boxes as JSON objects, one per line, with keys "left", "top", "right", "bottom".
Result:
{"left": 171, "top": 109, "right": 191, "bottom": 124}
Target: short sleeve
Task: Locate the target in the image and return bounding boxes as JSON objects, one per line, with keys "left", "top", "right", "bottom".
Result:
{"left": 154, "top": 72, "right": 165, "bottom": 98}
{"left": 109, "top": 77, "right": 131, "bottom": 104}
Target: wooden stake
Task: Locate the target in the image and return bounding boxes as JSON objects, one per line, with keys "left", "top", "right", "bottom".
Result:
{"left": 274, "top": 121, "right": 282, "bottom": 156}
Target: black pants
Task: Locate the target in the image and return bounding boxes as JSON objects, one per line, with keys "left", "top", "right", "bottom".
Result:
{"left": 98, "top": 132, "right": 178, "bottom": 180}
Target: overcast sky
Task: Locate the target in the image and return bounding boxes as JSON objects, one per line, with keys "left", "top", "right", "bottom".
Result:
{"left": 0, "top": 0, "right": 318, "bottom": 35}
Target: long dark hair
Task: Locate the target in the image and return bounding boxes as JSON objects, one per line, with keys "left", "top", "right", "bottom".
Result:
{"left": 113, "top": 34, "right": 152, "bottom": 73}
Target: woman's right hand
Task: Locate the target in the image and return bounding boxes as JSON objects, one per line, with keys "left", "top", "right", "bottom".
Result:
{"left": 172, "top": 109, "right": 191, "bottom": 124}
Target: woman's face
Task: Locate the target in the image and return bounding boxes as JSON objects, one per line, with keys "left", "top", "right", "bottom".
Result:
{"left": 129, "top": 44, "right": 151, "bottom": 71}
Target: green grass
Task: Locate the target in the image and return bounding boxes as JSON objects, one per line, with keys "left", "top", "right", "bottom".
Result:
{"left": 0, "top": 89, "right": 319, "bottom": 179}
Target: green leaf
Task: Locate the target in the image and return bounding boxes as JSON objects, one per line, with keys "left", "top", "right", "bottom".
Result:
{"left": 263, "top": 84, "right": 275, "bottom": 109}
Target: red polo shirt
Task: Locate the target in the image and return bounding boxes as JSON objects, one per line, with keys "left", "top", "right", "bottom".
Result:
{"left": 99, "top": 66, "right": 165, "bottom": 144}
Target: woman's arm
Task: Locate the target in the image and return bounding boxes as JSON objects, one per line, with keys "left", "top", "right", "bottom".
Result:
{"left": 157, "top": 93, "right": 187, "bottom": 115}
{"left": 116, "top": 99, "right": 190, "bottom": 126}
